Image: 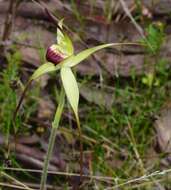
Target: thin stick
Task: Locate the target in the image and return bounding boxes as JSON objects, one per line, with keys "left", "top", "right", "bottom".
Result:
{"left": 2, "top": 0, "right": 15, "bottom": 41}
{"left": 105, "top": 169, "right": 171, "bottom": 190}
{"left": 1, "top": 171, "right": 34, "bottom": 190}
{"left": 0, "top": 182, "right": 32, "bottom": 190}
{"left": 3, "top": 167, "right": 115, "bottom": 181}
{"left": 119, "top": 0, "right": 144, "bottom": 38}
{"left": 119, "top": 0, "right": 154, "bottom": 53}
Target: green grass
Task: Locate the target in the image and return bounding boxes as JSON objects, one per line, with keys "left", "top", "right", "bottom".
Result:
{"left": 0, "top": 51, "right": 21, "bottom": 145}
{"left": 78, "top": 66, "right": 171, "bottom": 189}
{"left": 0, "top": 49, "right": 40, "bottom": 187}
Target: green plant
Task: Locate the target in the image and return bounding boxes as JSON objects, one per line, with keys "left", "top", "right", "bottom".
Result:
{"left": 142, "top": 72, "right": 159, "bottom": 88}
{"left": 140, "top": 22, "right": 165, "bottom": 93}
{"left": 0, "top": 49, "right": 41, "bottom": 187}
{"left": 142, "top": 22, "right": 165, "bottom": 54}
{"left": 0, "top": 51, "right": 21, "bottom": 146}
{"left": 14, "top": 20, "right": 139, "bottom": 189}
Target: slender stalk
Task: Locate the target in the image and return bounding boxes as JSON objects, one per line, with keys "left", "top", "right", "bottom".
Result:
{"left": 13, "top": 80, "right": 33, "bottom": 122}
{"left": 12, "top": 80, "right": 33, "bottom": 160}
{"left": 40, "top": 88, "right": 65, "bottom": 190}
{"left": 2, "top": 0, "right": 15, "bottom": 41}
{"left": 75, "top": 114, "right": 83, "bottom": 178}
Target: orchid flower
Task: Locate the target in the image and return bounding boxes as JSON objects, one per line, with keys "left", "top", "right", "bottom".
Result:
{"left": 31, "top": 20, "right": 121, "bottom": 119}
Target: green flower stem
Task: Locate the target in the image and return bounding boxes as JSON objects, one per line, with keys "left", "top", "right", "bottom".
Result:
{"left": 75, "top": 113, "right": 83, "bottom": 178}
{"left": 40, "top": 87, "right": 65, "bottom": 190}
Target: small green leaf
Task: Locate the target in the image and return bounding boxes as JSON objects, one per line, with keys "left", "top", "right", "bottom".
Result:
{"left": 142, "top": 73, "right": 154, "bottom": 87}
{"left": 31, "top": 62, "right": 58, "bottom": 80}
{"left": 60, "top": 67, "right": 79, "bottom": 116}
{"left": 57, "top": 20, "right": 74, "bottom": 56}
{"left": 62, "top": 43, "right": 115, "bottom": 67}
{"left": 141, "top": 23, "right": 165, "bottom": 54}
{"left": 142, "top": 77, "right": 148, "bottom": 85}
{"left": 57, "top": 19, "right": 65, "bottom": 45}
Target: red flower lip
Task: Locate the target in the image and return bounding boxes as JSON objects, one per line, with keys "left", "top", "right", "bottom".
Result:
{"left": 46, "top": 45, "right": 66, "bottom": 65}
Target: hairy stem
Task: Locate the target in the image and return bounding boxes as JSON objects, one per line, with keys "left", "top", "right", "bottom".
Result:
{"left": 12, "top": 80, "right": 33, "bottom": 159}
{"left": 13, "top": 80, "right": 32, "bottom": 122}
{"left": 40, "top": 88, "right": 65, "bottom": 190}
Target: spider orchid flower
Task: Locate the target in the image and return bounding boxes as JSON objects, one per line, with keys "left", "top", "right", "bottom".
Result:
{"left": 46, "top": 44, "right": 68, "bottom": 65}
{"left": 30, "top": 20, "right": 122, "bottom": 118}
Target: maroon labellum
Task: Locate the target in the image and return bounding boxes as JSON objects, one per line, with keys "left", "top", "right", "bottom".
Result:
{"left": 46, "top": 45, "right": 66, "bottom": 65}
